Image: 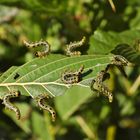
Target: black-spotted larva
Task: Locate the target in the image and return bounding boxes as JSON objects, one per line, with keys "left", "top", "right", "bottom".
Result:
{"left": 90, "top": 70, "right": 113, "bottom": 103}
{"left": 35, "top": 94, "right": 56, "bottom": 122}
{"left": 107, "top": 55, "right": 132, "bottom": 78}
{"left": 23, "top": 40, "right": 51, "bottom": 57}
{"left": 61, "top": 65, "right": 84, "bottom": 84}
{"left": 66, "top": 36, "right": 86, "bottom": 56}
{"left": 111, "top": 55, "right": 130, "bottom": 66}
{"left": 2, "top": 91, "right": 21, "bottom": 119}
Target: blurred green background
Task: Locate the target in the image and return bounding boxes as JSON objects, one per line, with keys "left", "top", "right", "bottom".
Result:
{"left": 0, "top": 0, "right": 140, "bottom": 140}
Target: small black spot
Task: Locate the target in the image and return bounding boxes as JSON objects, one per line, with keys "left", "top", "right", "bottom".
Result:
{"left": 35, "top": 52, "right": 39, "bottom": 57}
{"left": 14, "top": 73, "right": 20, "bottom": 80}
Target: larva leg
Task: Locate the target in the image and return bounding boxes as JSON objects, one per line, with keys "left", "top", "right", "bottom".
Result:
{"left": 66, "top": 36, "right": 86, "bottom": 56}
{"left": 36, "top": 94, "right": 56, "bottom": 122}
{"left": 23, "top": 40, "right": 51, "bottom": 57}
{"left": 2, "top": 91, "right": 21, "bottom": 120}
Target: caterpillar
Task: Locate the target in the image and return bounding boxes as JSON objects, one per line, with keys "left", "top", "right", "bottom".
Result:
{"left": 107, "top": 55, "right": 132, "bottom": 78}
{"left": 111, "top": 55, "right": 130, "bottom": 66}
{"left": 23, "top": 40, "right": 51, "bottom": 57}
{"left": 2, "top": 91, "right": 21, "bottom": 120}
{"left": 90, "top": 70, "right": 113, "bottom": 103}
{"left": 65, "top": 36, "right": 86, "bottom": 56}
{"left": 14, "top": 73, "right": 20, "bottom": 80}
{"left": 61, "top": 65, "right": 84, "bottom": 84}
{"left": 35, "top": 94, "right": 56, "bottom": 122}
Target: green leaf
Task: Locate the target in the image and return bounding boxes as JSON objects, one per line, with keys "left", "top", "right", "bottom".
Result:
{"left": 0, "top": 0, "right": 67, "bottom": 15}
{"left": 0, "top": 54, "right": 112, "bottom": 99}
{"left": 55, "top": 86, "right": 93, "bottom": 120}
{"left": 89, "top": 30, "right": 140, "bottom": 54}
{"left": 31, "top": 111, "right": 54, "bottom": 140}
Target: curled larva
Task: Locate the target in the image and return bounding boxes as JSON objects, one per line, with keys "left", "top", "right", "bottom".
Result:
{"left": 111, "top": 55, "right": 130, "bottom": 66}
{"left": 36, "top": 94, "right": 56, "bottom": 122}
{"left": 61, "top": 65, "right": 84, "bottom": 84}
{"left": 66, "top": 36, "right": 86, "bottom": 56}
{"left": 2, "top": 91, "right": 21, "bottom": 120}
{"left": 23, "top": 40, "right": 50, "bottom": 57}
{"left": 90, "top": 70, "right": 113, "bottom": 103}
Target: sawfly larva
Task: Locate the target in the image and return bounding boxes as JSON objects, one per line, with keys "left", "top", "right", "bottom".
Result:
{"left": 61, "top": 65, "right": 84, "bottom": 84}
{"left": 23, "top": 40, "right": 51, "bottom": 57}
{"left": 2, "top": 91, "right": 21, "bottom": 120}
{"left": 65, "top": 36, "right": 86, "bottom": 56}
{"left": 90, "top": 70, "right": 113, "bottom": 103}
{"left": 35, "top": 94, "right": 56, "bottom": 122}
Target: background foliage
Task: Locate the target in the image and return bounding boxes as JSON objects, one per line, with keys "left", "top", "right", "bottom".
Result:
{"left": 0, "top": 0, "right": 140, "bottom": 140}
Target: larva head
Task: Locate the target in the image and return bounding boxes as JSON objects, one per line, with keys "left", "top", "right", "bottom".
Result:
{"left": 90, "top": 79, "right": 96, "bottom": 90}
{"left": 14, "top": 91, "right": 21, "bottom": 97}
{"left": 23, "top": 40, "right": 26, "bottom": 44}
{"left": 23, "top": 40, "right": 28, "bottom": 46}
{"left": 81, "top": 36, "right": 86, "bottom": 44}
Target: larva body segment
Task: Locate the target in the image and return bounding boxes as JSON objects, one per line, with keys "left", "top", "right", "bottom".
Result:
{"left": 95, "top": 70, "right": 107, "bottom": 84}
{"left": 2, "top": 91, "right": 21, "bottom": 120}
{"left": 61, "top": 73, "right": 79, "bottom": 84}
{"left": 92, "top": 81, "right": 113, "bottom": 103}
{"left": 35, "top": 94, "right": 56, "bottom": 122}
{"left": 23, "top": 40, "right": 51, "bottom": 57}
{"left": 66, "top": 36, "right": 86, "bottom": 56}
{"left": 61, "top": 65, "right": 84, "bottom": 84}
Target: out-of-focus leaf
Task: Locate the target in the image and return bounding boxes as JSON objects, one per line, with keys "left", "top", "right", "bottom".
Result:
{"left": 116, "top": 94, "right": 135, "bottom": 116}
{"left": 0, "top": 0, "right": 67, "bottom": 15}
{"left": 55, "top": 86, "right": 93, "bottom": 120}
{"left": 89, "top": 30, "right": 140, "bottom": 54}
{"left": 31, "top": 111, "right": 54, "bottom": 140}
{"left": 129, "top": 9, "right": 140, "bottom": 30}
{"left": 0, "top": 5, "right": 18, "bottom": 24}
